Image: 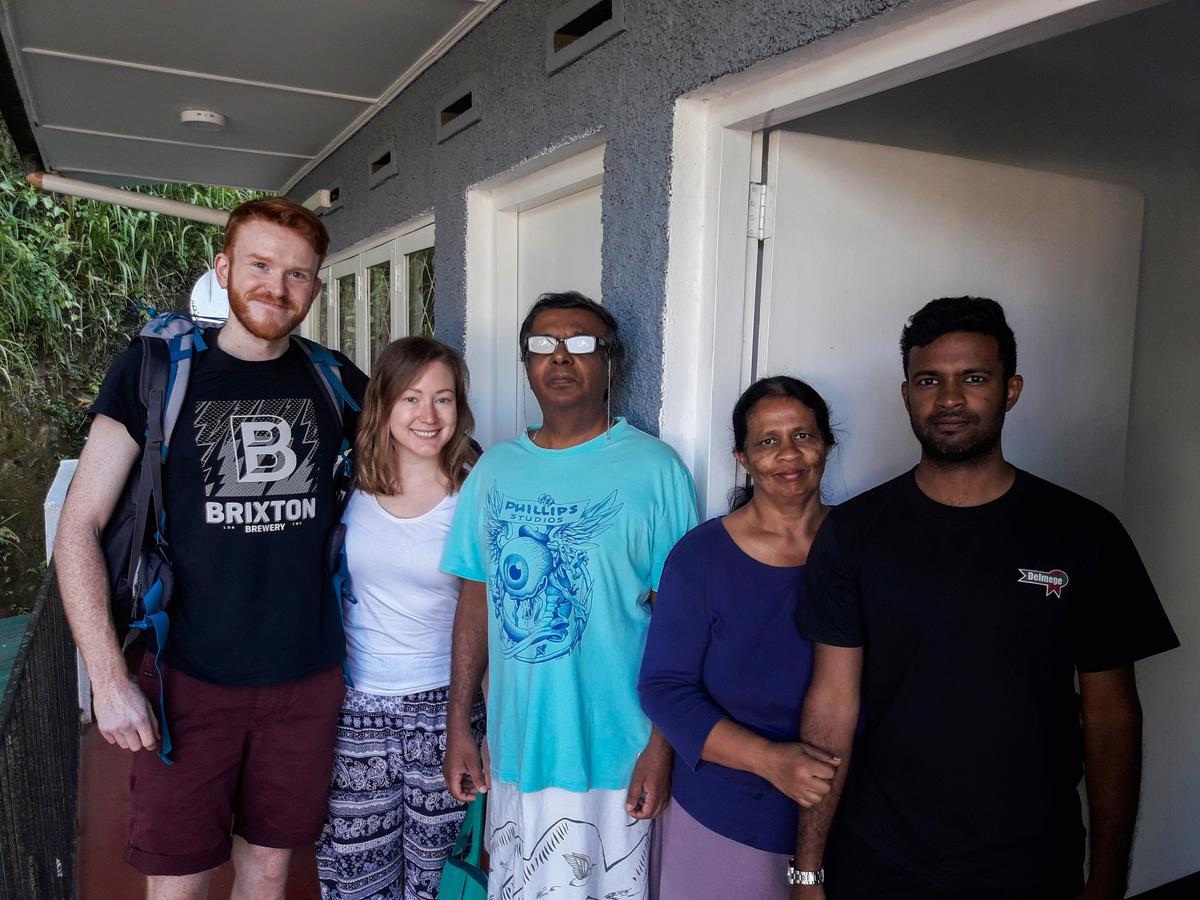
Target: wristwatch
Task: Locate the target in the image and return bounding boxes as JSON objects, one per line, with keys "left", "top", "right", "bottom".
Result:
{"left": 786, "top": 859, "right": 824, "bottom": 886}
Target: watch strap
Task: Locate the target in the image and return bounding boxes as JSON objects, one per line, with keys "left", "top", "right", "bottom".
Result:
{"left": 786, "top": 859, "right": 825, "bottom": 886}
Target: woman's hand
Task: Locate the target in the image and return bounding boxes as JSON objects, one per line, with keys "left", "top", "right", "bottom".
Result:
{"left": 759, "top": 741, "right": 841, "bottom": 807}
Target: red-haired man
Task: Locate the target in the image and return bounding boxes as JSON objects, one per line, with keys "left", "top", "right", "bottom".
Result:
{"left": 56, "top": 198, "right": 368, "bottom": 899}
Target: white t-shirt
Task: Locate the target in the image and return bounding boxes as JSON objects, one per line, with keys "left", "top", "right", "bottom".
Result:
{"left": 342, "top": 489, "right": 461, "bottom": 695}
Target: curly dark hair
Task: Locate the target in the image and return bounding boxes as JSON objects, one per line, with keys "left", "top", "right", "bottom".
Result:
{"left": 900, "top": 296, "right": 1017, "bottom": 381}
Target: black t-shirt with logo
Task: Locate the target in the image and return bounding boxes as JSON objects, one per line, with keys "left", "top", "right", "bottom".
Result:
{"left": 90, "top": 332, "right": 368, "bottom": 687}
{"left": 799, "top": 468, "right": 1178, "bottom": 891}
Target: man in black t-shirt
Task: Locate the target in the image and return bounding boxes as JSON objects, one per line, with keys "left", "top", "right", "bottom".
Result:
{"left": 790, "top": 297, "right": 1178, "bottom": 900}
{"left": 55, "top": 198, "right": 367, "bottom": 897}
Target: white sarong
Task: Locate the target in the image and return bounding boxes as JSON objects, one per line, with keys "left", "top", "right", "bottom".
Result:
{"left": 486, "top": 781, "right": 653, "bottom": 900}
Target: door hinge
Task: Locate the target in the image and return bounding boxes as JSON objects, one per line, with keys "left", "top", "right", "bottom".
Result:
{"left": 748, "top": 182, "right": 775, "bottom": 241}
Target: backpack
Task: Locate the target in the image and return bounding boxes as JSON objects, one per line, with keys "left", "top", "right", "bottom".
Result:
{"left": 99, "top": 311, "right": 360, "bottom": 763}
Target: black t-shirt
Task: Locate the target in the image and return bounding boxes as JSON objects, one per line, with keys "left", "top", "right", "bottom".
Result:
{"left": 799, "top": 468, "right": 1178, "bottom": 890}
{"left": 90, "top": 331, "right": 368, "bottom": 687}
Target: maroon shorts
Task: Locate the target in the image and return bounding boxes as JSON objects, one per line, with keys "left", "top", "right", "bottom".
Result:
{"left": 124, "top": 655, "right": 345, "bottom": 876}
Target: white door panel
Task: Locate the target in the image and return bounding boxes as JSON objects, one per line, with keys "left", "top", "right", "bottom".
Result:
{"left": 513, "top": 184, "right": 603, "bottom": 434}
{"left": 757, "top": 131, "right": 1143, "bottom": 510}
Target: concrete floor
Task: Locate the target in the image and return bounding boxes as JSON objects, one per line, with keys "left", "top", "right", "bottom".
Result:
{"left": 77, "top": 725, "right": 321, "bottom": 899}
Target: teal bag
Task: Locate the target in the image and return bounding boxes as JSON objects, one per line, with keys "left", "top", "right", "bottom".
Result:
{"left": 440, "top": 794, "right": 488, "bottom": 899}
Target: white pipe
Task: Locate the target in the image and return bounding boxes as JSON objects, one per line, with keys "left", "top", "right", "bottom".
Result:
{"left": 26, "top": 171, "right": 230, "bottom": 227}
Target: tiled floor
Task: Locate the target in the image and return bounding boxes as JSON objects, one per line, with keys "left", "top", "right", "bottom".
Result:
{"left": 77, "top": 725, "right": 321, "bottom": 899}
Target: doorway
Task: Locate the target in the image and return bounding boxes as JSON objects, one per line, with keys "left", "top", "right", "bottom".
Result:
{"left": 466, "top": 141, "right": 605, "bottom": 446}
{"left": 752, "top": 130, "right": 1142, "bottom": 508}
{"left": 665, "top": 0, "right": 1199, "bottom": 892}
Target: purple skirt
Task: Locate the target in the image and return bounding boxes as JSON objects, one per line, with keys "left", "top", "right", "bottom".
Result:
{"left": 653, "top": 799, "right": 791, "bottom": 900}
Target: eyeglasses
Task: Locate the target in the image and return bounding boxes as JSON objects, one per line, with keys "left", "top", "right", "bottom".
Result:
{"left": 525, "top": 334, "right": 607, "bottom": 355}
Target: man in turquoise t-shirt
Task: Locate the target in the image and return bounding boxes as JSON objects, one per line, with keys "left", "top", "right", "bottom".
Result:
{"left": 442, "top": 292, "right": 697, "bottom": 899}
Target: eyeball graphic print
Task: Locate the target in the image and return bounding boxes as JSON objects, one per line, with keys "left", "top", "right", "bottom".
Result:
{"left": 484, "top": 484, "right": 623, "bottom": 663}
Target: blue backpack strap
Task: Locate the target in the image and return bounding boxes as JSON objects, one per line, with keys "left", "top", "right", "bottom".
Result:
{"left": 291, "top": 336, "right": 361, "bottom": 421}
{"left": 328, "top": 521, "right": 357, "bottom": 688}
{"left": 293, "top": 338, "right": 362, "bottom": 688}
{"left": 128, "top": 575, "right": 173, "bottom": 764}
{"left": 124, "top": 312, "right": 208, "bottom": 764}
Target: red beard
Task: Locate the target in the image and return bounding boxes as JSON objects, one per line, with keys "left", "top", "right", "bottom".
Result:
{"left": 227, "top": 281, "right": 309, "bottom": 341}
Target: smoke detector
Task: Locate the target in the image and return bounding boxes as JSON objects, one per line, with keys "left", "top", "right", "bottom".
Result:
{"left": 180, "top": 109, "right": 227, "bottom": 131}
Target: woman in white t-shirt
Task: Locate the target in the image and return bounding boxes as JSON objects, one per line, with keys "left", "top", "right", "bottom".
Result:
{"left": 317, "top": 337, "right": 485, "bottom": 900}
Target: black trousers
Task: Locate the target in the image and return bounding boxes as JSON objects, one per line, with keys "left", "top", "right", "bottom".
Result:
{"left": 824, "top": 826, "right": 1084, "bottom": 900}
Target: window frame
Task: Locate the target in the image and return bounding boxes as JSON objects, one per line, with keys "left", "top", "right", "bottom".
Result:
{"left": 301, "top": 217, "right": 435, "bottom": 370}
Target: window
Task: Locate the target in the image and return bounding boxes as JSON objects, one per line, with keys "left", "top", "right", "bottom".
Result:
{"left": 336, "top": 270, "right": 357, "bottom": 358}
{"left": 366, "top": 256, "right": 393, "bottom": 364}
{"left": 302, "top": 220, "right": 435, "bottom": 372}
{"left": 314, "top": 271, "right": 330, "bottom": 345}
{"left": 406, "top": 246, "right": 436, "bottom": 339}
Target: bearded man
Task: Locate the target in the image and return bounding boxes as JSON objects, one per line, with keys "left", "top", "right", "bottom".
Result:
{"left": 55, "top": 198, "right": 367, "bottom": 899}
{"left": 788, "top": 297, "right": 1178, "bottom": 900}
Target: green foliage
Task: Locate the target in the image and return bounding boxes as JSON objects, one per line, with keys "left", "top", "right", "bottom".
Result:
{"left": 0, "top": 119, "right": 265, "bottom": 616}
{"left": 0, "top": 123, "right": 261, "bottom": 420}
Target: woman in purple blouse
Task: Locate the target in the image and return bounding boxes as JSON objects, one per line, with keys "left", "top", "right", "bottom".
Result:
{"left": 639, "top": 376, "right": 841, "bottom": 899}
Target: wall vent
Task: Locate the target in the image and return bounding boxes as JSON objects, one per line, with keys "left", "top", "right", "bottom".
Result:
{"left": 546, "top": 0, "right": 625, "bottom": 74}
{"left": 368, "top": 141, "right": 397, "bottom": 189}
{"left": 436, "top": 80, "right": 481, "bottom": 143}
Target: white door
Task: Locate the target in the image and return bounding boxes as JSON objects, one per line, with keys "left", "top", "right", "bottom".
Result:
{"left": 513, "top": 185, "right": 603, "bottom": 433}
{"left": 752, "top": 131, "right": 1144, "bottom": 511}
{"left": 466, "top": 143, "right": 605, "bottom": 447}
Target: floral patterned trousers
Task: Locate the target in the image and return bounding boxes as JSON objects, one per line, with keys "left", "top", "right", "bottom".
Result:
{"left": 317, "top": 686, "right": 486, "bottom": 900}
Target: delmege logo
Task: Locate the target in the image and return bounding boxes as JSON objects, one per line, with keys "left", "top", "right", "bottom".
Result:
{"left": 1017, "top": 568, "right": 1070, "bottom": 598}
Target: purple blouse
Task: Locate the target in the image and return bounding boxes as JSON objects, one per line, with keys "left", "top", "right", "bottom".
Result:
{"left": 638, "top": 516, "right": 814, "bottom": 854}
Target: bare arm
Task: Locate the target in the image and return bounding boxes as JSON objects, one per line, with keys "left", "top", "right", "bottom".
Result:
{"left": 1077, "top": 666, "right": 1142, "bottom": 900}
{"left": 626, "top": 592, "right": 674, "bottom": 819}
{"left": 443, "top": 578, "right": 489, "bottom": 801}
{"left": 793, "top": 644, "right": 862, "bottom": 895}
{"left": 626, "top": 724, "right": 673, "bottom": 819}
{"left": 53, "top": 414, "right": 159, "bottom": 751}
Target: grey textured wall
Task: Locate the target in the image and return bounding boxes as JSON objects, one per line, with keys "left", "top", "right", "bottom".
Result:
{"left": 291, "top": 0, "right": 909, "bottom": 432}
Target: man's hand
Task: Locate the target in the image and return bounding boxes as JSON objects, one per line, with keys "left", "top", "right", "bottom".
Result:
{"left": 93, "top": 675, "right": 159, "bottom": 752}
{"left": 789, "top": 885, "right": 826, "bottom": 900}
{"left": 445, "top": 580, "right": 489, "bottom": 802}
{"left": 444, "top": 725, "right": 488, "bottom": 802}
{"left": 625, "top": 729, "right": 672, "bottom": 820}
{"left": 761, "top": 742, "right": 841, "bottom": 807}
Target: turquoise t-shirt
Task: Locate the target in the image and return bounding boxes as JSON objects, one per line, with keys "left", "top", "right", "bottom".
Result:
{"left": 441, "top": 418, "right": 698, "bottom": 793}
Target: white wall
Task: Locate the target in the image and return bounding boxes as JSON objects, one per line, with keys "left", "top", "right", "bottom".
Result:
{"left": 789, "top": 1, "right": 1200, "bottom": 890}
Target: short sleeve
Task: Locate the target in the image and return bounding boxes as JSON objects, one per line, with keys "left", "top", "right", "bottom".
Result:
{"left": 88, "top": 340, "right": 146, "bottom": 448}
{"left": 1074, "top": 511, "right": 1179, "bottom": 672}
{"left": 440, "top": 465, "right": 488, "bottom": 582}
{"left": 649, "top": 459, "right": 699, "bottom": 591}
{"left": 797, "top": 509, "right": 864, "bottom": 647}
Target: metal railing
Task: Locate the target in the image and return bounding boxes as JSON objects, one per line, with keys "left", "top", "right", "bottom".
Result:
{"left": 0, "top": 568, "right": 78, "bottom": 899}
